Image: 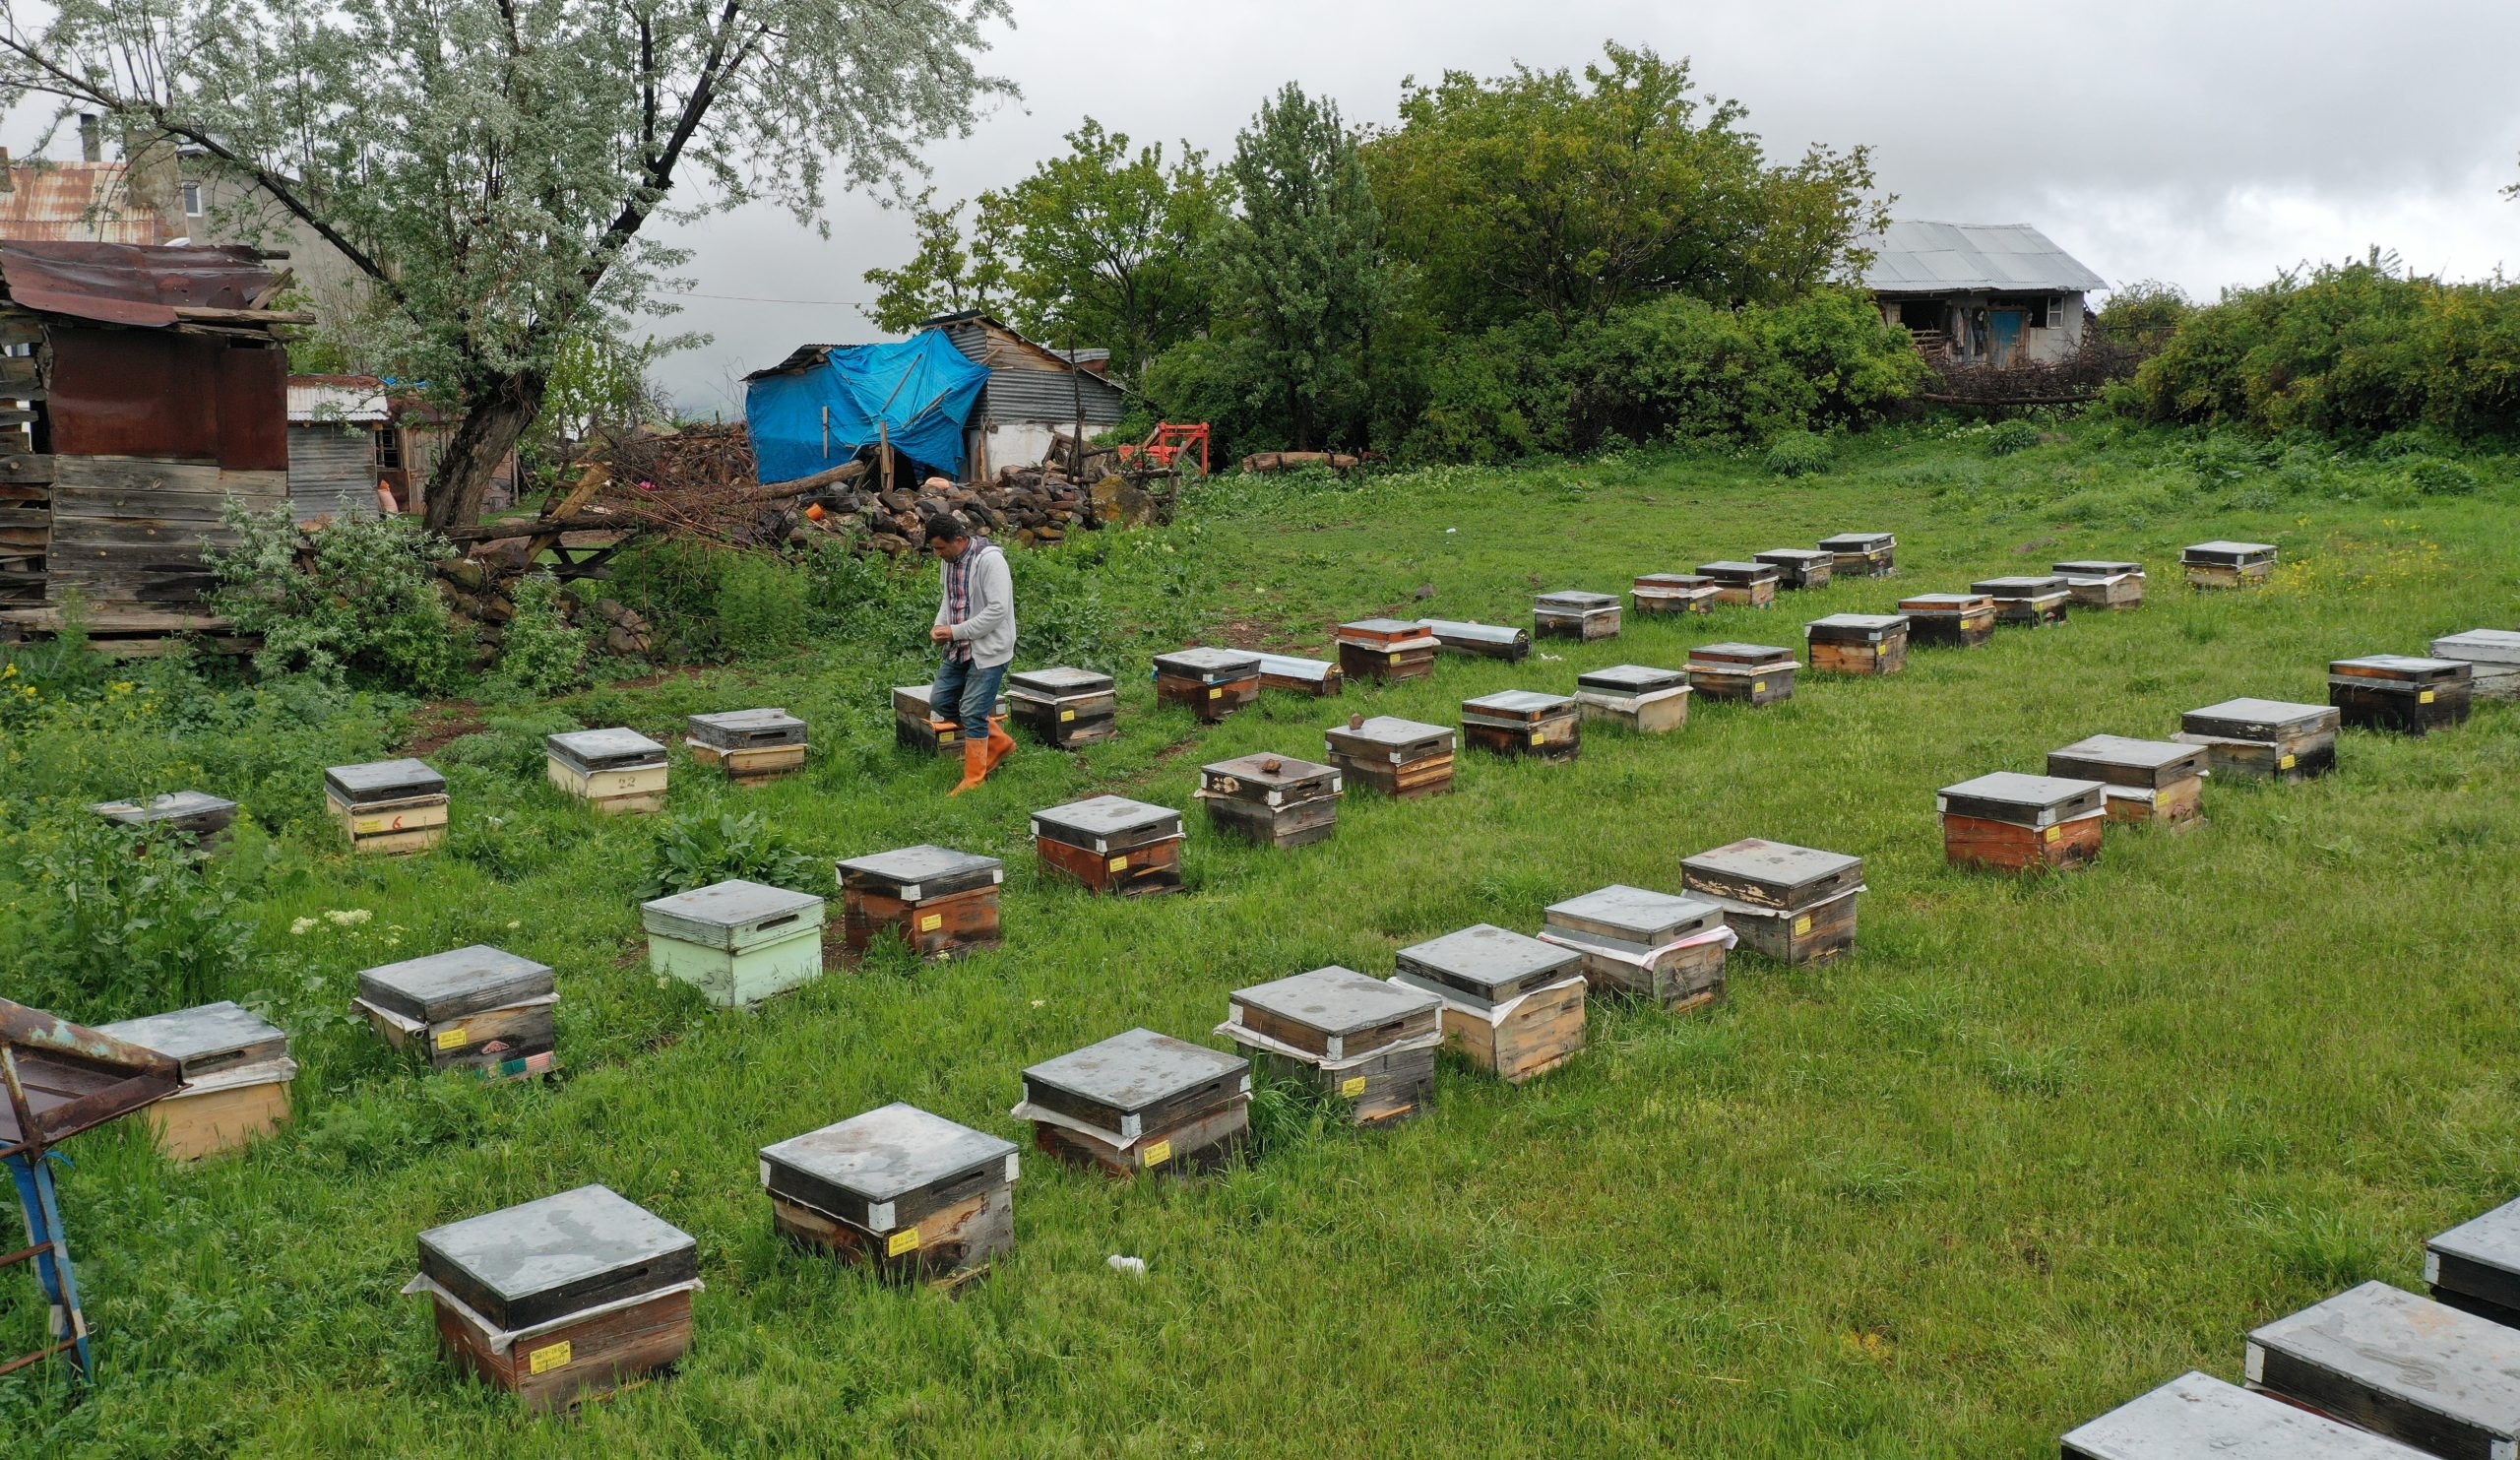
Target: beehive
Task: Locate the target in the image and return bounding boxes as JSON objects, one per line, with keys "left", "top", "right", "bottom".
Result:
{"left": 1153, "top": 647, "right": 1262, "bottom": 723}
{"left": 1323, "top": 715, "right": 1456, "bottom": 799}
{"left": 1754, "top": 548, "right": 1834, "bottom": 591}
{"left": 639, "top": 880, "right": 825, "bottom": 1007}
{"left": 410, "top": 1184, "right": 698, "bottom": 1413}
{"left": 1899, "top": 592, "right": 1995, "bottom": 648}
{"left": 2063, "top": 1371, "right": 2431, "bottom": 1460}
{"left": 1461, "top": 690, "right": 1582, "bottom": 762}
{"left": 545, "top": 729, "right": 668, "bottom": 814}
{"left": 2330, "top": 655, "right": 2474, "bottom": 735}
{"left": 324, "top": 758, "right": 448, "bottom": 856}
{"left": 1032, "top": 795, "right": 1185, "bottom": 895}
{"left": 1417, "top": 617, "right": 1531, "bottom": 661}
{"left": 1393, "top": 924, "right": 1586, "bottom": 1084}
{"left": 89, "top": 791, "right": 238, "bottom": 851}
{"left": 1820, "top": 532, "right": 1897, "bottom": 578}
{"left": 95, "top": 1001, "right": 294, "bottom": 1160}
{"left": 1686, "top": 642, "right": 1797, "bottom": 705}
{"left": 1804, "top": 613, "right": 1910, "bottom": 675}
{"left": 1696, "top": 560, "right": 1781, "bottom": 609}
{"left": 1333, "top": 618, "right": 1438, "bottom": 682}
{"left": 1631, "top": 572, "right": 1721, "bottom": 615}
{"left": 2431, "top": 629, "right": 2520, "bottom": 701}
{"left": 1534, "top": 589, "right": 1621, "bottom": 641}
{"left": 1572, "top": 665, "right": 1691, "bottom": 733}
{"left": 1972, "top": 576, "right": 2070, "bottom": 628}
{"left": 2427, "top": 1196, "right": 2520, "bottom": 1331}
{"left": 2047, "top": 735, "right": 2210, "bottom": 825}
{"left": 893, "top": 683, "right": 1008, "bottom": 755}
{"left": 761, "top": 1104, "right": 1018, "bottom": 1288}
{"left": 1198, "top": 753, "right": 1343, "bottom": 850}
{"left": 1005, "top": 667, "right": 1118, "bottom": 747}
{"left": 836, "top": 845, "right": 1004, "bottom": 960}
{"left": 2174, "top": 698, "right": 2339, "bottom": 781}
{"left": 2245, "top": 1282, "right": 2520, "bottom": 1460}
{"left": 684, "top": 709, "right": 808, "bottom": 785}
{"left": 1680, "top": 839, "right": 1864, "bottom": 966}
{"left": 1017, "top": 1028, "right": 1252, "bottom": 1176}
{"left": 354, "top": 945, "right": 558, "bottom": 1080}
{"left": 1218, "top": 966, "right": 1442, "bottom": 1127}
{"left": 2183, "top": 540, "right": 2277, "bottom": 588}
{"left": 1540, "top": 886, "right": 1732, "bottom": 1013}
{"left": 2052, "top": 559, "right": 2146, "bottom": 610}
{"left": 1939, "top": 772, "right": 2107, "bottom": 873}
{"left": 1251, "top": 652, "right": 1344, "bottom": 697}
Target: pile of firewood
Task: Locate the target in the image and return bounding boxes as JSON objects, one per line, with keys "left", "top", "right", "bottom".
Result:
{"left": 433, "top": 557, "right": 653, "bottom": 658}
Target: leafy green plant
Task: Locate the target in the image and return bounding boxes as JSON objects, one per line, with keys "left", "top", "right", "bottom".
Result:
{"left": 643, "top": 809, "right": 822, "bottom": 897}
{"left": 8, "top": 817, "right": 256, "bottom": 1020}
{"left": 1983, "top": 419, "right": 2041, "bottom": 456}
{"left": 497, "top": 575, "right": 594, "bottom": 695}
{"left": 203, "top": 503, "right": 471, "bottom": 694}
{"left": 1763, "top": 430, "right": 1831, "bottom": 476}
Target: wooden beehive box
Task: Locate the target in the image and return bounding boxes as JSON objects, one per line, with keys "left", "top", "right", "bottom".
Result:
{"left": 1898, "top": 592, "right": 1995, "bottom": 648}
{"left": 1680, "top": 839, "right": 1864, "bottom": 966}
{"left": 1323, "top": 715, "right": 1456, "bottom": 799}
{"left": 2431, "top": 629, "right": 2520, "bottom": 701}
{"left": 2063, "top": 1371, "right": 2431, "bottom": 1460}
{"left": 410, "top": 1184, "right": 698, "bottom": 1413}
{"left": 1032, "top": 795, "right": 1185, "bottom": 895}
{"left": 836, "top": 845, "right": 1004, "bottom": 960}
{"left": 760, "top": 1103, "right": 1019, "bottom": 1288}
{"left": 1534, "top": 589, "right": 1621, "bottom": 641}
{"left": 1251, "top": 652, "right": 1344, "bottom": 697}
{"left": 1462, "top": 690, "right": 1582, "bottom": 761}
{"left": 324, "top": 758, "right": 448, "bottom": 856}
{"left": 1939, "top": 772, "right": 2107, "bottom": 873}
{"left": 1572, "top": 665, "right": 1691, "bottom": 733}
{"left": 2052, "top": 559, "right": 2146, "bottom": 610}
{"left": 2047, "top": 735, "right": 2210, "bottom": 825}
{"left": 2330, "top": 655, "right": 2474, "bottom": 735}
{"left": 1632, "top": 572, "right": 1721, "bottom": 615}
{"left": 1153, "top": 647, "right": 1262, "bottom": 723}
{"left": 2246, "top": 1282, "right": 2520, "bottom": 1460}
{"left": 1198, "top": 753, "right": 1343, "bottom": 850}
{"left": 893, "top": 683, "right": 1007, "bottom": 755}
{"left": 1541, "top": 885, "right": 1730, "bottom": 1013}
{"left": 1972, "top": 575, "right": 2070, "bottom": 628}
{"left": 1820, "top": 532, "right": 1896, "bottom": 578}
{"left": 354, "top": 945, "right": 558, "bottom": 1080}
{"left": 685, "top": 709, "right": 808, "bottom": 785}
{"left": 94, "top": 1001, "right": 293, "bottom": 1161}
{"left": 2174, "top": 698, "right": 2340, "bottom": 781}
{"left": 2183, "top": 539, "right": 2276, "bottom": 588}
{"left": 1218, "top": 966, "right": 1443, "bottom": 1127}
{"left": 1017, "top": 1028, "right": 1251, "bottom": 1176}
{"left": 1755, "top": 548, "right": 1834, "bottom": 591}
{"left": 1418, "top": 617, "right": 1532, "bottom": 660}
{"left": 2427, "top": 1196, "right": 2520, "bottom": 1332}
{"left": 545, "top": 728, "right": 668, "bottom": 815}
{"left": 90, "top": 791, "right": 238, "bottom": 851}
{"left": 639, "top": 879, "right": 825, "bottom": 1007}
{"left": 1804, "top": 613, "right": 1910, "bottom": 675}
{"left": 1686, "top": 642, "right": 1797, "bottom": 705}
{"left": 1393, "top": 924, "right": 1586, "bottom": 1084}
{"left": 1696, "top": 560, "right": 1781, "bottom": 608}
{"left": 1334, "top": 618, "right": 1438, "bottom": 682}
{"left": 1005, "top": 667, "right": 1118, "bottom": 747}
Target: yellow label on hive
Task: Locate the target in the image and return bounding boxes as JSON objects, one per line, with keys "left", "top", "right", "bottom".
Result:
{"left": 1142, "top": 1139, "right": 1172, "bottom": 1169}
{"left": 1208, "top": 687, "right": 1223, "bottom": 699}
{"left": 2278, "top": 753, "right": 2298, "bottom": 769}
{"left": 939, "top": 730, "right": 957, "bottom": 742}
{"left": 918, "top": 914, "right": 943, "bottom": 932}
{"left": 1340, "top": 1075, "right": 1368, "bottom": 1099}
{"left": 527, "top": 1341, "right": 572, "bottom": 1374}
{"left": 886, "top": 1228, "right": 920, "bottom": 1256}
{"left": 2420, "top": 690, "right": 2436, "bottom": 704}
{"left": 435, "top": 1027, "right": 468, "bottom": 1050}
{"left": 352, "top": 816, "right": 399, "bottom": 834}
{"left": 1753, "top": 681, "right": 1767, "bottom": 692}
{"left": 1793, "top": 915, "right": 1812, "bottom": 935}
{"left": 1530, "top": 730, "right": 1546, "bottom": 745}
{"left": 1389, "top": 652, "right": 1403, "bottom": 665}
{"left": 1059, "top": 709, "right": 1076, "bottom": 722}
{"left": 1107, "top": 856, "right": 1127, "bottom": 872}
{"left": 1876, "top": 644, "right": 1888, "bottom": 656}
{"left": 2045, "top": 825, "right": 2062, "bottom": 843}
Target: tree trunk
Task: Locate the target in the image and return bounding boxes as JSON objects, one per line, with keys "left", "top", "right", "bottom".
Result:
{"left": 422, "top": 368, "right": 550, "bottom": 532}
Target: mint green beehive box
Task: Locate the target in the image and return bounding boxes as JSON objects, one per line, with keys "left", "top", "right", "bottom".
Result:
{"left": 640, "top": 879, "right": 826, "bottom": 1008}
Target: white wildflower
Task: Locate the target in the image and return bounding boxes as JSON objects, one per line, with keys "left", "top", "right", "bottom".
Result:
{"left": 289, "top": 917, "right": 316, "bottom": 936}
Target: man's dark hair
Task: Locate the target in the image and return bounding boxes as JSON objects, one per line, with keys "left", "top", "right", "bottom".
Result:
{"left": 923, "top": 514, "right": 969, "bottom": 544}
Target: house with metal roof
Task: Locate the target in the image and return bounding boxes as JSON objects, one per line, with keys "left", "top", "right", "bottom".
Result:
{"left": 1854, "top": 222, "right": 2110, "bottom": 368}
{"left": 916, "top": 312, "right": 1133, "bottom": 479}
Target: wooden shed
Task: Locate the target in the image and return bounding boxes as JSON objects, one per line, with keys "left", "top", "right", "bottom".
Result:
{"left": 285, "top": 374, "right": 389, "bottom": 523}
{"left": 917, "top": 311, "right": 1133, "bottom": 480}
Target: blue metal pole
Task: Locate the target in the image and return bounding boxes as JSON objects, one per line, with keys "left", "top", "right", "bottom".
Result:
{"left": 5, "top": 1151, "right": 86, "bottom": 1376}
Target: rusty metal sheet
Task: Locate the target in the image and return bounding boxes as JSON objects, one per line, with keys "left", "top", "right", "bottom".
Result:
{"left": 46, "top": 326, "right": 288, "bottom": 470}
{"left": 0, "top": 996, "right": 181, "bottom": 1152}
{"left": 0, "top": 241, "right": 274, "bottom": 326}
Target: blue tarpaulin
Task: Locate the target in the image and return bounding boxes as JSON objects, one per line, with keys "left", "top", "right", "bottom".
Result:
{"left": 743, "top": 333, "right": 989, "bottom": 484}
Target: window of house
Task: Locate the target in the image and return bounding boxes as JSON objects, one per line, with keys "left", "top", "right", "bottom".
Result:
{"left": 181, "top": 182, "right": 203, "bottom": 218}
{"left": 375, "top": 427, "right": 403, "bottom": 471}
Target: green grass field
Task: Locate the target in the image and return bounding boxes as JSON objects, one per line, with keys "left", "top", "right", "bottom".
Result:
{"left": 6, "top": 425, "right": 2520, "bottom": 1456}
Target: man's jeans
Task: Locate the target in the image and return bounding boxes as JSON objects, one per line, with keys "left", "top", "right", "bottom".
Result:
{"left": 931, "top": 655, "right": 1005, "bottom": 743}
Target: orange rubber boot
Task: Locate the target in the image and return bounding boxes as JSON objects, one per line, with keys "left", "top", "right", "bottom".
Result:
{"left": 949, "top": 738, "right": 990, "bottom": 795}
{"left": 983, "top": 714, "right": 1017, "bottom": 772}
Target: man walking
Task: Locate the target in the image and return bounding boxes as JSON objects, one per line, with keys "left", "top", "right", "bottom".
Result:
{"left": 926, "top": 512, "right": 1017, "bottom": 794}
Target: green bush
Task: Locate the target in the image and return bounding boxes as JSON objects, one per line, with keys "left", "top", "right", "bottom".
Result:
{"left": 496, "top": 575, "right": 593, "bottom": 695}
{"left": 203, "top": 503, "right": 472, "bottom": 694}
{"left": 1984, "top": 419, "right": 2042, "bottom": 457}
{"left": 643, "top": 809, "right": 822, "bottom": 897}
{"left": 2402, "top": 456, "right": 2481, "bottom": 496}
{"left": 611, "top": 540, "right": 814, "bottom": 662}
{"left": 6, "top": 816, "right": 256, "bottom": 1019}
{"left": 1763, "top": 430, "right": 1831, "bottom": 476}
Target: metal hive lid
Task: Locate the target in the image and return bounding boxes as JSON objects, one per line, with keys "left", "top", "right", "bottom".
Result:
{"left": 1683, "top": 838, "right": 1859, "bottom": 884}
{"left": 2186, "top": 539, "right": 2276, "bottom": 554}
{"left": 1338, "top": 617, "right": 1425, "bottom": 635}
{"left": 94, "top": 1000, "right": 283, "bottom": 1065}
{"left": 1898, "top": 594, "right": 1986, "bottom": 608}
{"left": 2430, "top": 1195, "right": 2520, "bottom": 1272}
{"left": 1577, "top": 665, "right": 1688, "bottom": 693}
{"left": 2333, "top": 655, "right": 2463, "bottom": 674}
{"left": 1545, "top": 885, "right": 1722, "bottom": 939}
{"left": 1252, "top": 653, "right": 1339, "bottom": 681}
{"left": 1534, "top": 590, "right": 1618, "bottom": 608}
{"left": 1971, "top": 576, "right": 2065, "bottom": 594}
{"left": 1033, "top": 794, "right": 1178, "bottom": 839}
{"left": 1202, "top": 752, "right": 1337, "bottom": 787}
{"left": 835, "top": 844, "right": 1002, "bottom": 885}
{"left": 1463, "top": 690, "right": 1574, "bottom": 715}
{"left": 1940, "top": 772, "right": 2102, "bottom": 808}
{"left": 2052, "top": 560, "right": 2142, "bottom": 576}
{"left": 2434, "top": 629, "right": 2520, "bottom": 661}
{"left": 1230, "top": 965, "right": 1441, "bottom": 1035}
{"left": 1154, "top": 646, "right": 1260, "bottom": 672}
{"left": 90, "top": 790, "right": 236, "bottom": 822}
{"left": 640, "top": 878, "right": 824, "bottom": 929}
{"left": 759, "top": 1102, "right": 1016, "bottom": 1202}
{"left": 2051, "top": 734, "right": 2200, "bottom": 771}
{"left": 1023, "top": 1028, "right": 1247, "bottom": 1111}
{"left": 1635, "top": 572, "right": 1714, "bottom": 587}
{"left": 1395, "top": 923, "right": 1580, "bottom": 991}
{"left": 1756, "top": 548, "right": 1832, "bottom": 562}
{"left": 1806, "top": 613, "right": 1908, "bottom": 632}
{"left": 2061, "top": 1371, "right": 2431, "bottom": 1460}
{"left": 1819, "top": 532, "right": 1895, "bottom": 549}
{"left": 416, "top": 1184, "right": 694, "bottom": 1304}
{"left": 1006, "top": 667, "right": 1114, "bottom": 694}
{"left": 688, "top": 708, "right": 803, "bottom": 733}
{"left": 1331, "top": 715, "right": 1452, "bottom": 747}
{"left": 325, "top": 758, "right": 444, "bottom": 797}
{"left": 359, "top": 944, "right": 553, "bottom": 1006}
{"left": 2185, "top": 697, "right": 2329, "bottom": 728}
{"left": 1692, "top": 642, "right": 1796, "bottom": 660}
{"left": 2247, "top": 1282, "right": 2520, "bottom": 1436}
{"left": 547, "top": 727, "right": 667, "bottom": 763}
{"left": 1697, "top": 560, "right": 1778, "bottom": 576}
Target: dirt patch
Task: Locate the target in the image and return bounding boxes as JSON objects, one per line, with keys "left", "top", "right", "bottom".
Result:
{"left": 403, "top": 701, "right": 487, "bottom": 756}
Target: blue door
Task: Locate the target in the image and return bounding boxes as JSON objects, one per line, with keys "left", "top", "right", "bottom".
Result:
{"left": 1989, "top": 309, "right": 2025, "bottom": 367}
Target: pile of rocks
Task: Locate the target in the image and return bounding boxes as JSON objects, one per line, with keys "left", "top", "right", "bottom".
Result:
{"left": 805, "top": 466, "right": 1167, "bottom": 556}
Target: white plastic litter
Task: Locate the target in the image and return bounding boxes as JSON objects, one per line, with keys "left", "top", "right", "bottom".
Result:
{"left": 1106, "top": 1255, "right": 1147, "bottom": 1276}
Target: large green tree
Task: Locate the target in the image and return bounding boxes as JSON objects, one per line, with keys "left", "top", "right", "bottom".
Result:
{"left": 0, "top": 0, "right": 1012, "bottom": 529}
{"left": 860, "top": 187, "right": 1016, "bottom": 334}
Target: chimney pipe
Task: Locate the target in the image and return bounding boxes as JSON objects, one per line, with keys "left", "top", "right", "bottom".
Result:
{"left": 78, "top": 114, "right": 100, "bottom": 162}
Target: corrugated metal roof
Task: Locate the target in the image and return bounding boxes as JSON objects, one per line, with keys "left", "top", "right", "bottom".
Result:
{"left": 1856, "top": 222, "right": 2108, "bottom": 294}
{"left": 0, "top": 161, "right": 175, "bottom": 245}
{"left": 922, "top": 315, "right": 1133, "bottom": 425}
{"left": 0, "top": 240, "right": 275, "bottom": 326}
{"left": 288, "top": 375, "right": 390, "bottom": 422}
